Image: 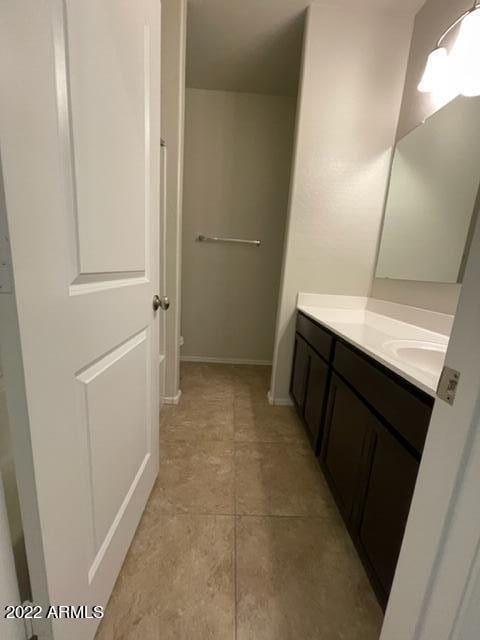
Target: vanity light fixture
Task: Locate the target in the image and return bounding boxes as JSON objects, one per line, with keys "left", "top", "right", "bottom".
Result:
{"left": 418, "top": 1, "right": 480, "bottom": 97}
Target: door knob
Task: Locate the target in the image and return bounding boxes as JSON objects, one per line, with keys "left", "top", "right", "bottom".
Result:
{"left": 153, "top": 295, "right": 170, "bottom": 311}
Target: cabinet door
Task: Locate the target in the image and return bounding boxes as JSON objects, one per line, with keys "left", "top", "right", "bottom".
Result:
{"left": 359, "top": 423, "right": 419, "bottom": 599}
{"left": 322, "top": 375, "right": 370, "bottom": 520}
{"left": 304, "top": 351, "right": 329, "bottom": 448}
{"left": 291, "top": 334, "right": 309, "bottom": 412}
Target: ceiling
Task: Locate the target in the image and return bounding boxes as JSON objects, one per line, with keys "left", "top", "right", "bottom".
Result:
{"left": 186, "top": 0, "right": 426, "bottom": 97}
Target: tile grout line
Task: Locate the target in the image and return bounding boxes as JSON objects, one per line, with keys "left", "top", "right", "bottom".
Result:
{"left": 163, "top": 366, "right": 380, "bottom": 637}
{"left": 233, "top": 511, "right": 238, "bottom": 640}
{"left": 233, "top": 376, "right": 239, "bottom": 640}
{"left": 172, "top": 367, "right": 323, "bottom": 639}
{"left": 233, "top": 512, "right": 337, "bottom": 520}
{"left": 153, "top": 510, "right": 336, "bottom": 520}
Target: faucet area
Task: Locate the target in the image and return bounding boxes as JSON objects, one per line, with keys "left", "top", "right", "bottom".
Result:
{"left": 296, "top": 296, "right": 450, "bottom": 396}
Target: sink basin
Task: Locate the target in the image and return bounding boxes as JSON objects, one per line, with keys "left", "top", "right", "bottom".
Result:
{"left": 384, "top": 340, "right": 447, "bottom": 375}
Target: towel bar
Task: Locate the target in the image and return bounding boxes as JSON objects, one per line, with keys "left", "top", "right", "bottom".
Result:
{"left": 196, "top": 234, "right": 261, "bottom": 247}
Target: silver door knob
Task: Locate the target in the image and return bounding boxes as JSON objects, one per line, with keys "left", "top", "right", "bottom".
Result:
{"left": 153, "top": 295, "right": 170, "bottom": 311}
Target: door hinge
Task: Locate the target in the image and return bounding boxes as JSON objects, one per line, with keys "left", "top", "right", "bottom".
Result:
{"left": 0, "top": 233, "right": 12, "bottom": 294}
{"left": 437, "top": 366, "right": 461, "bottom": 406}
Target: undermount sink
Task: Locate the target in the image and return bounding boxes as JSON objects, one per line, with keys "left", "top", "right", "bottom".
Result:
{"left": 384, "top": 340, "right": 447, "bottom": 375}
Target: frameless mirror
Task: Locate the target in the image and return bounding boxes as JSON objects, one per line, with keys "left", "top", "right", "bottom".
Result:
{"left": 376, "top": 96, "right": 480, "bottom": 283}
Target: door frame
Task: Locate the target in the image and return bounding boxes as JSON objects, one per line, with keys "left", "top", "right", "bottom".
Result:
{"left": 0, "top": 472, "right": 26, "bottom": 640}
{"left": 0, "top": 160, "right": 52, "bottom": 639}
{"left": 381, "top": 202, "right": 480, "bottom": 637}
{"left": 160, "top": 0, "right": 186, "bottom": 406}
{"left": 159, "top": 140, "right": 168, "bottom": 408}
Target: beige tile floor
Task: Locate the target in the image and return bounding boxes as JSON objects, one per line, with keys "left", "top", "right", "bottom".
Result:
{"left": 95, "top": 363, "right": 383, "bottom": 640}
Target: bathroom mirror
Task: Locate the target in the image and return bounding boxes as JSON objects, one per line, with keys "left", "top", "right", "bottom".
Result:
{"left": 376, "top": 96, "right": 480, "bottom": 283}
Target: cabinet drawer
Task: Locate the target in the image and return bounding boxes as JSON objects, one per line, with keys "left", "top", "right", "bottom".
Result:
{"left": 296, "top": 313, "right": 333, "bottom": 362}
{"left": 333, "top": 342, "right": 433, "bottom": 455}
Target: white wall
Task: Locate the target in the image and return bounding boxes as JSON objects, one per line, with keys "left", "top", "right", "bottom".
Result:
{"left": 371, "top": 0, "right": 474, "bottom": 314}
{"left": 181, "top": 89, "right": 296, "bottom": 363}
{"left": 270, "top": 2, "right": 413, "bottom": 402}
{"left": 396, "top": 0, "right": 473, "bottom": 140}
{"left": 161, "top": 0, "right": 187, "bottom": 401}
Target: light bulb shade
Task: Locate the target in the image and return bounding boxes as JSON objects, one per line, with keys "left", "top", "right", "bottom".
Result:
{"left": 450, "top": 8, "right": 480, "bottom": 97}
{"left": 417, "top": 47, "right": 452, "bottom": 93}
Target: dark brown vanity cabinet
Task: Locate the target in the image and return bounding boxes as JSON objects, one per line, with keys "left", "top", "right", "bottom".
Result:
{"left": 291, "top": 334, "right": 310, "bottom": 412}
{"left": 291, "top": 311, "right": 434, "bottom": 608}
{"left": 358, "top": 423, "right": 420, "bottom": 598}
{"left": 322, "top": 375, "right": 370, "bottom": 520}
{"left": 322, "top": 383, "right": 423, "bottom": 603}
{"left": 290, "top": 316, "right": 332, "bottom": 449}
{"left": 303, "top": 353, "right": 330, "bottom": 445}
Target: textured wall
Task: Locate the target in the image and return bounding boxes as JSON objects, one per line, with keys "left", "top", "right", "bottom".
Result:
{"left": 270, "top": 3, "right": 413, "bottom": 401}
{"left": 181, "top": 89, "right": 296, "bottom": 362}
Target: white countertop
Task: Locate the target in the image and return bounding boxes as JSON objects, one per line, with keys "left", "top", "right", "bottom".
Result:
{"left": 297, "top": 303, "right": 449, "bottom": 397}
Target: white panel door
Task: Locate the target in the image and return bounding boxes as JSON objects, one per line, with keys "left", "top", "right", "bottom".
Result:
{"left": 0, "top": 1, "right": 162, "bottom": 639}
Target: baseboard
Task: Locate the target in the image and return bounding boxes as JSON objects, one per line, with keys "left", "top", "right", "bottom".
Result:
{"left": 267, "top": 390, "right": 294, "bottom": 407}
{"left": 180, "top": 356, "right": 272, "bottom": 366}
{"left": 162, "top": 389, "right": 182, "bottom": 405}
